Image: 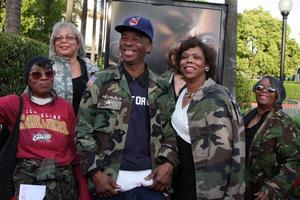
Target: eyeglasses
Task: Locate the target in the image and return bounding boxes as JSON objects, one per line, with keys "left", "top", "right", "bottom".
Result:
{"left": 54, "top": 35, "right": 76, "bottom": 42}
{"left": 255, "top": 84, "right": 276, "bottom": 93}
{"left": 29, "top": 71, "right": 55, "bottom": 80}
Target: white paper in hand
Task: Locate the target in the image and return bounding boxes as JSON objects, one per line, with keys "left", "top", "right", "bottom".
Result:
{"left": 19, "top": 184, "right": 46, "bottom": 200}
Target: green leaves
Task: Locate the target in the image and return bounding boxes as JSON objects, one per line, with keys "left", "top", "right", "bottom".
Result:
{"left": 0, "top": 33, "right": 48, "bottom": 96}
{"left": 237, "top": 8, "right": 300, "bottom": 79}
{"left": 0, "top": 0, "right": 67, "bottom": 43}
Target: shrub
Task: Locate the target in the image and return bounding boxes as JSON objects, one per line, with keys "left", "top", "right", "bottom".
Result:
{"left": 236, "top": 75, "right": 255, "bottom": 105}
{"left": 0, "top": 33, "right": 48, "bottom": 96}
{"left": 284, "top": 81, "right": 300, "bottom": 101}
{"left": 293, "top": 116, "right": 300, "bottom": 126}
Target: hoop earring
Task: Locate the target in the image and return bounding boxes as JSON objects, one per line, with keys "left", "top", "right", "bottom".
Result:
{"left": 205, "top": 66, "right": 210, "bottom": 72}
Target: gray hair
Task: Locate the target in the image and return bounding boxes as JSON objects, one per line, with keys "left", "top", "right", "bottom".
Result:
{"left": 49, "top": 21, "right": 86, "bottom": 58}
{"left": 252, "top": 76, "right": 286, "bottom": 105}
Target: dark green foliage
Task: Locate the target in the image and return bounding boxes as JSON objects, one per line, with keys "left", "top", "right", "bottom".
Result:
{"left": 20, "top": 0, "right": 66, "bottom": 43}
{"left": 293, "top": 116, "right": 300, "bottom": 126}
{"left": 284, "top": 81, "right": 300, "bottom": 101}
{"left": 236, "top": 75, "right": 256, "bottom": 105}
{"left": 0, "top": 33, "right": 48, "bottom": 96}
{"left": 237, "top": 8, "right": 300, "bottom": 79}
{"left": 0, "top": 0, "right": 66, "bottom": 43}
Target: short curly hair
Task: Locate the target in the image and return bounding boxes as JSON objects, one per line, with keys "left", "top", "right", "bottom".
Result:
{"left": 175, "top": 36, "right": 217, "bottom": 80}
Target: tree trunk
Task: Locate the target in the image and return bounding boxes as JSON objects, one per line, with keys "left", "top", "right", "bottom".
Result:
{"left": 223, "top": 0, "right": 237, "bottom": 98}
{"left": 91, "top": 0, "right": 97, "bottom": 62}
{"left": 44, "top": 0, "right": 54, "bottom": 34}
{"left": 66, "top": 0, "right": 74, "bottom": 22}
{"left": 5, "top": 0, "right": 22, "bottom": 33}
{"left": 80, "top": 0, "right": 88, "bottom": 41}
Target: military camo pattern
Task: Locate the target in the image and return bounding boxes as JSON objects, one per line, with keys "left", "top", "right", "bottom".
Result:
{"left": 52, "top": 55, "right": 99, "bottom": 103}
{"left": 246, "top": 108, "right": 300, "bottom": 199}
{"left": 75, "top": 65, "right": 178, "bottom": 189}
{"left": 13, "top": 159, "right": 77, "bottom": 200}
{"left": 187, "top": 78, "right": 245, "bottom": 200}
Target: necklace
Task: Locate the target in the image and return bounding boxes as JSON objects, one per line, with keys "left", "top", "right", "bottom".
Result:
{"left": 185, "top": 89, "right": 198, "bottom": 98}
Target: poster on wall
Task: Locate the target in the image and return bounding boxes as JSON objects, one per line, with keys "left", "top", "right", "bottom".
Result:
{"left": 105, "top": 0, "right": 227, "bottom": 83}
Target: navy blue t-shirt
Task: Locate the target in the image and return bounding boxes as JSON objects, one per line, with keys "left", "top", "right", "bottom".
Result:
{"left": 120, "top": 69, "right": 152, "bottom": 170}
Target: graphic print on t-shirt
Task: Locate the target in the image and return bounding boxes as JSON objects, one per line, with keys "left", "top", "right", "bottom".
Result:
{"left": 20, "top": 108, "right": 69, "bottom": 136}
{"left": 131, "top": 95, "right": 148, "bottom": 106}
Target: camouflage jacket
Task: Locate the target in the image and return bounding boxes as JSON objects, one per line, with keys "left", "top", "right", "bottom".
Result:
{"left": 246, "top": 107, "right": 300, "bottom": 199}
{"left": 75, "top": 65, "right": 178, "bottom": 182}
{"left": 187, "top": 78, "right": 245, "bottom": 200}
{"left": 161, "top": 69, "right": 174, "bottom": 85}
{"left": 51, "top": 55, "right": 99, "bottom": 103}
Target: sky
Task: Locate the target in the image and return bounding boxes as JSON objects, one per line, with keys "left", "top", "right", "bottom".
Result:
{"left": 208, "top": 0, "right": 300, "bottom": 45}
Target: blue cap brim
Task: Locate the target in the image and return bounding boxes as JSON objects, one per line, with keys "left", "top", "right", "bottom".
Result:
{"left": 115, "top": 25, "right": 152, "bottom": 42}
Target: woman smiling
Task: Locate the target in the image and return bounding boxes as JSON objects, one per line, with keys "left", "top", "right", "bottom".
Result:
{"left": 49, "top": 22, "right": 98, "bottom": 114}
{"left": 171, "top": 36, "right": 245, "bottom": 200}
{"left": 244, "top": 76, "right": 300, "bottom": 200}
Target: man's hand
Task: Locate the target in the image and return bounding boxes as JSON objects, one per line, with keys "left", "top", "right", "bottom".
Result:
{"left": 254, "top": 191, "right": 269, "bottom": 200}
{"left": 92, "top": 171, "right": 120, "bottom": 198}
{"left": 145, "top": 162, "right": 174, "bottom": 192}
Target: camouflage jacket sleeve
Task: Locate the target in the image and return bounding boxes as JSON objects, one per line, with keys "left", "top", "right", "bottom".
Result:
{"left": 224, "top": 98, "right": 246, "bottom": 200}
{"left": 259, "top": 110, "right": 300, "bottom": 199}
{"left": 148, "top": 71, "right": 179, "bottom": 169}
{"left": 154, "top": 85, "right": 179, "bottom": 169}
{"left": 75, "top": 73, "right": 103, "bottom": 175}
{"left": 189, "top": 79, "right": 245, "bottom": 199}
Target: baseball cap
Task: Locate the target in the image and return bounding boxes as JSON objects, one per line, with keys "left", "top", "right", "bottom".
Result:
{"left": 115, "top": 16, "right": 153, "bottom": 42}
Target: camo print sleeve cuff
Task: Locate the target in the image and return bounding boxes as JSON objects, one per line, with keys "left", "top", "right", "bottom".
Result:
{"left": 156, "top": 144, "right": 179, "bottom": 170}
{"left": 80, "top": 152, "right": 104, "bottom": 175}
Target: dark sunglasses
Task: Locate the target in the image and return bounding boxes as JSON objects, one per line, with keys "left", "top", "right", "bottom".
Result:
{"left": 255, "top": 84, "right": 276, "bottom": 93}
{"left": 29, "top": 71, "right": 55, "bottom": 80}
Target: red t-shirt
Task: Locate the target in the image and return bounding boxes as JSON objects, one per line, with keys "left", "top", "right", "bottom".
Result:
{"left": 0, "top": 94, "right": 91, "bottom": 199}
{"left": 0, "top": 94, "right": 76, "bottom": 166}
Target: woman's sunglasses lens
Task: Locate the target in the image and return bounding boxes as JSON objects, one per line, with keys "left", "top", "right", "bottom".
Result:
{"left": 255, "top": 85, "right": 264, "bottom": 91}
{"left": 256, "top": 85, "right": 276, "bottom": 93}
{"left": 30, "top": 71, "right": 54, "bottom": 80}
{"left": 31, "top": 72, "right": 43, "bottom": 80}
{"left": 267, "top": 87, "right": 276, "bottom": 93}
{"left": 45, "top": 71, "right": 54, "bottom": 78}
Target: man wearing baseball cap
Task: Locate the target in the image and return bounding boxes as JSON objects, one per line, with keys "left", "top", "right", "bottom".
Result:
{"left": 76, "top": 16, "right": 178, "bottom": 200}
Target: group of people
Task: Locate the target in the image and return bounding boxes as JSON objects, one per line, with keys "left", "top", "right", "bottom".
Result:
{"left": 0, "top": 15, "right": 299, "bottom": 200}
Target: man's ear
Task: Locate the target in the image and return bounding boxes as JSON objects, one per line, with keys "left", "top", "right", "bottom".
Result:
{"left": 145, "top": 41, "right": 152, "bottom": 54}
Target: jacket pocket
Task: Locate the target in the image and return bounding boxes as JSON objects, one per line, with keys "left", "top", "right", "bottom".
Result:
{"left": 95, "top": 99, "right": 122, "bottom": 134}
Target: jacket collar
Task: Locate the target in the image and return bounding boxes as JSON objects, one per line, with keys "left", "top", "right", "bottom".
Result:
{"left": 113, "top": 64, "right": 166, "bottom": 90}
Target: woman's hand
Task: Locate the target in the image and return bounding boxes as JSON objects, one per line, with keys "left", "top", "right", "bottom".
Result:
{"left": 254, "top": 191, "right": 269, "bottom": 200}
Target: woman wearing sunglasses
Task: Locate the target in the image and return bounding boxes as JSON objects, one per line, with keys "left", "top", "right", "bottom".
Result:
{"left": 49, "top": 22, "right": 98, "bottom": 114}
{"left": 0, "top": 56, "right": 89, "bottom": 199}
{"left": 244, "top": 76, "right": 300, "bottom": 200}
